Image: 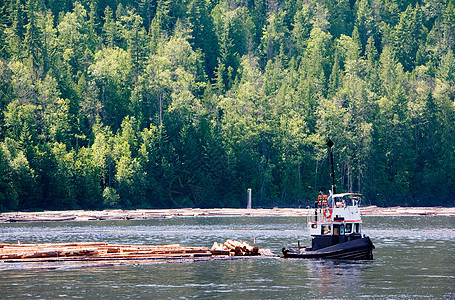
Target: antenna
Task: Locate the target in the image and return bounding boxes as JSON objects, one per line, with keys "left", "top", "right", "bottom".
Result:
{"left": 327, "top": 139, "right": 336, "bottom": 194}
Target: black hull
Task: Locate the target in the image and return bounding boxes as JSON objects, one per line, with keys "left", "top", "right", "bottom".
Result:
{"left": 282, "top": 236, "right": 375, "bottom": 260}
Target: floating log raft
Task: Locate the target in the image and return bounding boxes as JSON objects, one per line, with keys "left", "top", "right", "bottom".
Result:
{"left": 0, "top": 240, "right": 272, "bottom": 263}
{"left": 2, "top": 207, "right": 455, "bottom": 223}
{"left": 8, "top": 216, "right": 77, "bottom": 222}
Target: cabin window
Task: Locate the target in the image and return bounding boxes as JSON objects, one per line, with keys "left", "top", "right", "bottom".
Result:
{"left": 340, "top": 224, "right": 345, "bottom": 235}
{"left": 345, "top": 223, "right": 352, "bottom": 234}
{"left": 354, "top": 223, "right": 360, "bottom": 233}
{"left": 321, "top": 224, "right": 331, "bottom": 235}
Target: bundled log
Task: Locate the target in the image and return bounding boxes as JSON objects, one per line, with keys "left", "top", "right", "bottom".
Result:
{"left": 210, "top": 240, "right": 259, "bottom": 256}
{"left": 225, "top": 239, "right": 259, "bottom": 256}
{"left": 210, "top": 242, "right": 230, "bottom": 256}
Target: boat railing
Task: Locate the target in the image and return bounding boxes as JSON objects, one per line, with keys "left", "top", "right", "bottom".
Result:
{"left": 307, "top": 208, "right": 332, "bottom": 225}
{"left": 307, "top": 209, "right": 314, "bottom": 222}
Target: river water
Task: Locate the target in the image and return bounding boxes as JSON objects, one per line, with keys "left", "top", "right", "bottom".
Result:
{"left": 1, "top": 215, "right": 454, "bottom": 299}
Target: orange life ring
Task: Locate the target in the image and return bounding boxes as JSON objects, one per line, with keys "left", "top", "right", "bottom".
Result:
{"left": 323, "top": 208, "right": 333, "bottom": 219}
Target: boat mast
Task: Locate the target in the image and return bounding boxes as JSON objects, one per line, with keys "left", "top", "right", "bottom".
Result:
{"left": 327, "top": 139, "right": 337, "bottom": 195}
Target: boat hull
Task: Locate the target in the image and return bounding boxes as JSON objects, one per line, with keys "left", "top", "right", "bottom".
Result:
{"left": 282, "top": 236, "right": 375, "bottom": 260}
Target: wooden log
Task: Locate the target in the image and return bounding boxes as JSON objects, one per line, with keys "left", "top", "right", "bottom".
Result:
{"left": 2, "top": 242, "right": 108, "bottom": 248}
{"left": 223, "top": 239, "right": 237, "bottom": 250}
{"left": 19, "top": 248, "right": 99, "bottom": 259}
{"left": 106, "top": 247, "right": 123, "bottom": 254}
{"left": 8, "top": 216, "right": 77, "bottom": 223}
{"left": 60, "top": 249, "right": 99, "bottom": 257}
{"left": 209, "top": 249, "right": 230, "bottom": 256}
{"left": 1, "top": 253, "right": 26, "bottom": 259}
{"left": 211, "top": 242, "right": 228, "bottom": 251}
{"left": 192, "top": 252, "right": 213, "bottom": 257}
{"left": 24, "top": 251, "right": 61, "bottom": 258}
{"left": 4, "top": 252, "right": 215, "bottom": 263}
{"left": 224, "top": 240, "right": 259, "bottom": 256}
{"left": 241, "top": 242, "right": 259, "bottom": 254}
{"left": 210, "top": 242, "right": 229, "bottom": 256}
{"left": 224, "top": 240, "right": 243, "bottom": 256}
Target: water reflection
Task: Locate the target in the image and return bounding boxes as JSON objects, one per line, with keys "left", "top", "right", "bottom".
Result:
{"left": 306, "top": 260, "right": 364, "bottom": 296}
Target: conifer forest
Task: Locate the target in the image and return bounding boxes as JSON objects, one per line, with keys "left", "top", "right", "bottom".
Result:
{"left": 0, "top": 0, "right": 454, "bottom": 211}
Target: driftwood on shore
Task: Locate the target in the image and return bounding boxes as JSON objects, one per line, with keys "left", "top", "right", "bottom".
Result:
{"left": 0, "top": 240, "right": 271, "bottom": 263}
{"left": 0, "top": 206, "right": 454, "bottom": 223}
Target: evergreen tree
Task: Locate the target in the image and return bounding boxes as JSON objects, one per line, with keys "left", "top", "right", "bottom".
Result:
{"left": 6, "top": 0, "right": 27, "bottom": 60}
{"left": 23, "top": 0, "right": 43, "bottom": 69}
{"left": 187, "top": 0, "right": 219, "bottom": 79}
{"left": 355, "top": 0, "right": 377, "bottom": 51}
{"left": 393, "top": 4, "right": 428, "bottom": 71}
{"left": 0, "top": 145, "right": 17, "bottom": 211}
{"left": 0, "top": 0, "right": 9, "bottom": 58}
{"left": 119, "top": 9, "right": 148, "bottom": 80}
{"left": 102, "top": 6, "right": 118, "bottom": 48}
{"left": 41, "top": 10, "right": 58, "bottom": 75}
{"left": 57, "top": 1, "right": 90, "bottom": 75}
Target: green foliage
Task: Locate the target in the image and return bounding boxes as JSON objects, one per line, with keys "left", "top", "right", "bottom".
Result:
{"left": 0, "top": 0, "right": 454, "bottom": 212}
{"left": 88, "top": 47, "right": 132, "bottom": 129}
{"left": 103, "top": 186, "right": 120, "bottom": 207}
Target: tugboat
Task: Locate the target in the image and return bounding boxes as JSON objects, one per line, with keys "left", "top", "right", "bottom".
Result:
{"left": 282, "top": 140, "right": 375, "bottom": 260}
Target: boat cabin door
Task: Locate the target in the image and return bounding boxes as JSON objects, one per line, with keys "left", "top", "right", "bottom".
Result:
{"left": 333, "top": 224, "right": 346, "bottom": 244}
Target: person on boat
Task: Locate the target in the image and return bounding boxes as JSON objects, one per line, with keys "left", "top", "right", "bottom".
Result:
{"left": 327, "top": 190, "right": 334, "bottom": 208}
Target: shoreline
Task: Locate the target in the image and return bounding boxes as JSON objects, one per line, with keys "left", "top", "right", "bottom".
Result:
{"left": 1, "top": 206, "right": 454, "bottom": 223}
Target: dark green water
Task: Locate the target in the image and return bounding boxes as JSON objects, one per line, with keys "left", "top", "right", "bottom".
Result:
{"left": 1, "top": 216, "right": 454, "bottom": 299}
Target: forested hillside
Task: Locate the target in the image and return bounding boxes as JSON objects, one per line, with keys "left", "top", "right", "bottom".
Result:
{"left": 0, "top": 0, "right": 454, "bottom": 211}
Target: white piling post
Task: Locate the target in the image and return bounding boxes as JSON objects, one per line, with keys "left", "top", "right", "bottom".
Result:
{"left": 247, "top": 188, "right": 252, "bottom": 209}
